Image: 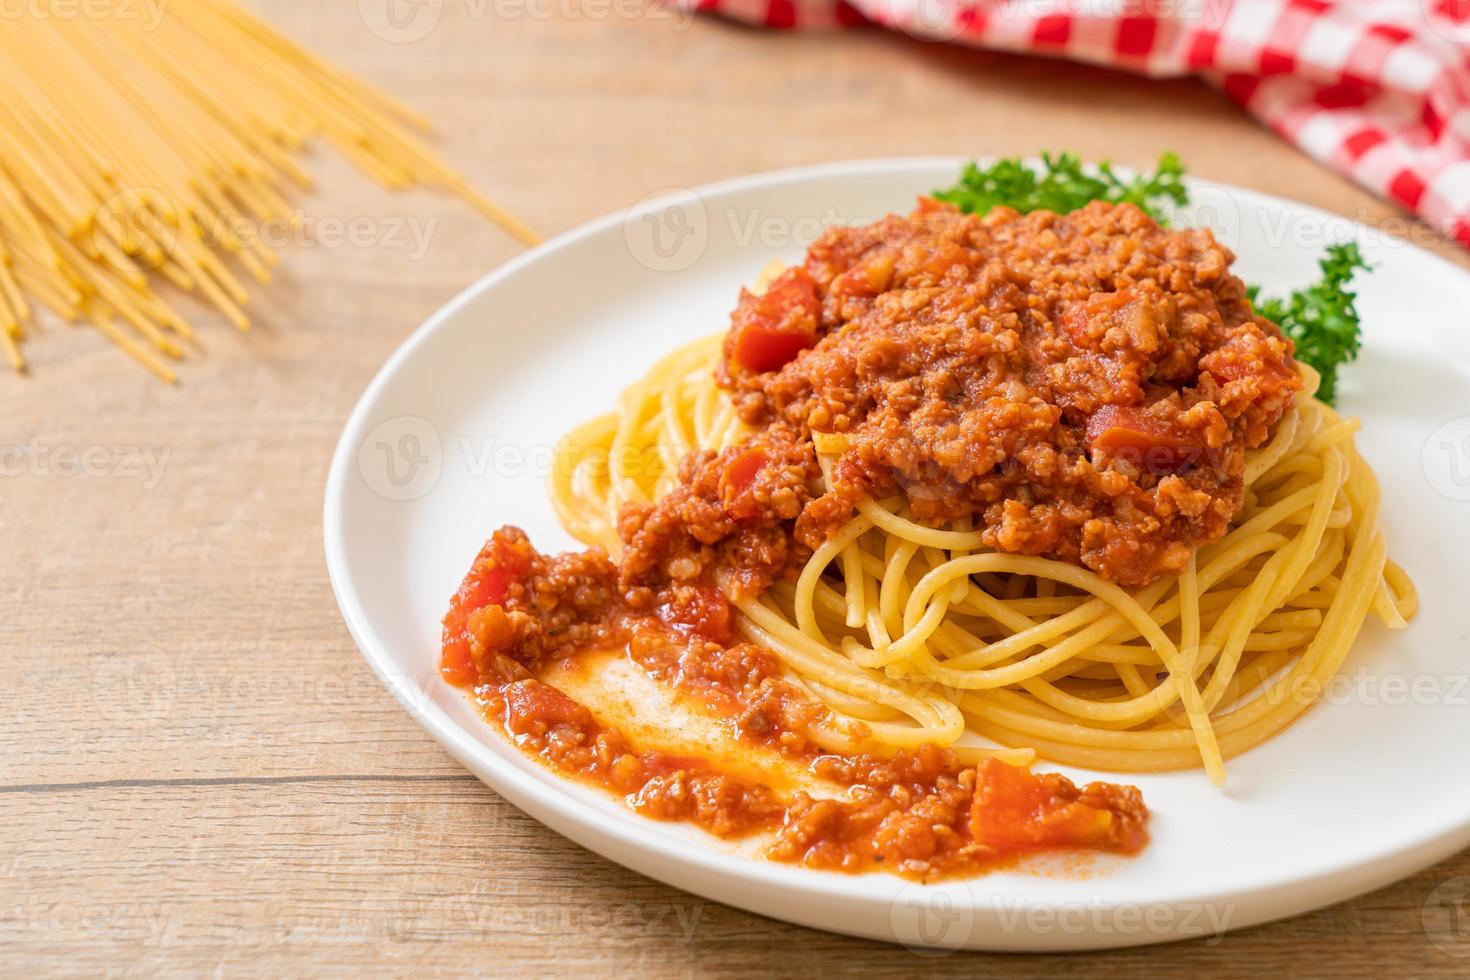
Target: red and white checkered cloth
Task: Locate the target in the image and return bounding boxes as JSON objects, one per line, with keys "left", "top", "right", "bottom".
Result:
{"left": 685, "top": 0, "right": 1470, "bottom": 247}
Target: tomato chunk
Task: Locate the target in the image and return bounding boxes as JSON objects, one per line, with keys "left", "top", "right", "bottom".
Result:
{"left": 720, "top": 447, "right": 766, "bottom": 499}
{"left": 830, "top": 252, "right": 895, "bottom": 299}
{"left": 440, "top": 530, "right": 533, "bottom": 686}
{"left": 971, "top": 759, "right": 1141, "bottom": 852}
{"left": 656, "top": 585, "right": 733, "bottom": 644}
{"left": 502, "top": 679, "right": 594, "bottom": 741}
{"left": 728, "top": 267, "right": 821, "bottom": 374}
{"left": 1086, "top": 405, "right": 1209, "bottom": 473}
{"left": 1200, "top": 330, "right": 1300, "bottom": 387}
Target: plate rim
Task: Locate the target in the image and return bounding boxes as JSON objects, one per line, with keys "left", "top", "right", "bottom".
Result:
{"left": 323, "top": 155, "right": 1470, "bottom": 946}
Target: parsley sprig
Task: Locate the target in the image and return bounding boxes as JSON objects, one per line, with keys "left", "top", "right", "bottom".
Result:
{"left": 1247, "top": 243, "right": 1368, "bottom": 405}
{"left": 932, "top": 153, "right": 1369, "bottom": 404}
{"left": 932, "top": 151, "right": 1188, "bottom": 223}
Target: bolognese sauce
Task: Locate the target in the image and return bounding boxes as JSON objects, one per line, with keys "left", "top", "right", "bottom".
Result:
{"left": 724, "top": 199, "right": 1301, "bottom": 586}
{"left": 439, "top": 199, "right": 1312, "bottom": 876}
{"left": 444, "top": 528, "right": 1147, "bottom": 879}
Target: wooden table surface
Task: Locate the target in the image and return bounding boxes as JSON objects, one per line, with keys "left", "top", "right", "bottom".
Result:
{"left": 5, "top": 2, "right": 1468, "bottom": 975}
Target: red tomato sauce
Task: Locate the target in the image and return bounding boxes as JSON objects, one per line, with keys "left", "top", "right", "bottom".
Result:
{"left": 442, "top": 529, "right": 1148, "bottom": 881}
{"left": 721, "top": 200, "right": 1303, "bottom": 586}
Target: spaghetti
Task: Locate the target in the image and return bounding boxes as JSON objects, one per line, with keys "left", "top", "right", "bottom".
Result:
{"left": 0, "top": 0, "right": 535, "bottom": 380}
{"left": 551, "top": 282, "right": 1417, "bottom": 788}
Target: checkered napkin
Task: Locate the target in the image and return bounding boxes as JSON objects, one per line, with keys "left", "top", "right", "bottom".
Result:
{"left": 683, "top": 0, "right": 1470, "bottom": 247}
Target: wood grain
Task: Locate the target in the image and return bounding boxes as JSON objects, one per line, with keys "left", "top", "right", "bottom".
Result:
{"left": 3, "top": 2, "right": 1467, "bottom": 974}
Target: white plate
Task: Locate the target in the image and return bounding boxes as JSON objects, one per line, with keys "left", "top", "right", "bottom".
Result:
{"left": 324, "top": 158, "right": 1470, "bottom": 952}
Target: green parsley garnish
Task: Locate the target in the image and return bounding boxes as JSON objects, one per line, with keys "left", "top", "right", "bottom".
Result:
{"left": 933, "top": 151, "right": 1188, "bottom": 223}
{"left": 1247, "top": 243, "right": 1368, "bottom": 406}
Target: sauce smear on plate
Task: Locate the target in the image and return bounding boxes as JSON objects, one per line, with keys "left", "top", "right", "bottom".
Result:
{"left": 442, "top": 528, "right": 1148, "bottom": 880}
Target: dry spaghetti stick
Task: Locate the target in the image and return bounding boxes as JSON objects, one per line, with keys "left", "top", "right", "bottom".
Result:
{"left": 0, "top": 284, "right": 16, "bottom": 334}
{"left": 12, "top": 249, "right": 82, "bottom": 311}
{"left": 10, "top": 253, "right": 79, "bottom": 314}
{"left": 155, "top": 259, "right": 197, "bottom": 293}
{"left": 0, "top": 322, "right": 24, "bottom": 372}
{"left": 202, "top": 0, "right": 434, "bottom": 133}
{"left": 0, "top": 255, "right": 31, "bottom": 325}
{"left": 0, "top": 1, "right": 537, "bottom": 377}
{"left": 0, "top": 168, "right": 61, "bottom": 272}
{"left": 86, "top": 308, "right": 176, "bottom": 384}
{"left": 116, "top": 23, "right": 314, "bottom": 191}
{"left": 49, "top": 232, "right": 181, "bottom": 359}
{"left": 179, "top": 230, "right": 249, "bottom": 308}
{"left": 129, "top": 286, "right": 196, "bottom": 340}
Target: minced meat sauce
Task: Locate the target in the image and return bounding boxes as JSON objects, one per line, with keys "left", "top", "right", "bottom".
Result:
{"left": 443, "top": 529, "right": 1147, "bottom": 879}
{"left": 438, "top": 200, "right": 1299, "bottom": 876}
{"left": 723, "top": 199, "right": 1301, "bottom": 586}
